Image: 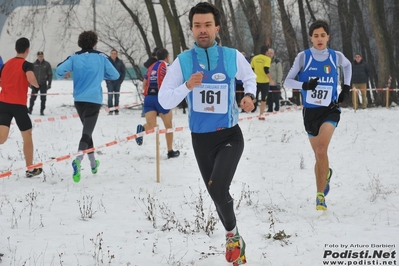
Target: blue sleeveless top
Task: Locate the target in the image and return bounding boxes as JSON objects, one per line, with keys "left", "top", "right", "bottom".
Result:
{"left": 178, "top": 45, "right": 239, "bottom": 133}
{"left": 298, "top": 49, "right": 339, "bottom": 108}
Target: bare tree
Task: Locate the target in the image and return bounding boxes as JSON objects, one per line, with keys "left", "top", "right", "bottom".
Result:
{"left": 214, "top": 0, "right": 232, "bottom": 47}
{"left": 145, "top": 0, "right": 163, "bottom": 52}
{"left": 337, "top": 0, "right": 354, "bottom": 59}
{"left": 394, "top": 0, "right": 399, "bottom": 89}
{"left": 159, "top": 0, "right": 181, "bottom": 58}
{"left": 277, "top": 0, "right": 301, "bottom": 105}
{"left": 238, "top": 0, "right": 270, "bottom": 54}
{"left": 298, "top": 0, "right": 309, "bottom": 50}
{"left": 118, "top": 0, "right": 153, "bottom": 59}
{"left": 276, "top": 0, "right": 297, "bottom": 65}
{"left": 169, "top": 0, "right": 188, "bottom": 51}
{"left": 259, "top": 0, "right": 272, "bottom": 47}
{"left": 351, "top": 0, "right": 378, "bottom": 103}
{"left": 368, "top": 0, "right": 396, "bottom": 105}
{"left": 304, "top": 0, "right": 316, "bottom": 21}
{"left": 227, "top": 0, "right": 245, "bottom": 51}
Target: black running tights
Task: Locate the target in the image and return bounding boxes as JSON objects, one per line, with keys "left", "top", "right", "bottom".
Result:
{"left": 191, "top": 125, "right": 244, "bottom": 232}
{"left": 74, "top": 102, "right": 101, "bottom": 153}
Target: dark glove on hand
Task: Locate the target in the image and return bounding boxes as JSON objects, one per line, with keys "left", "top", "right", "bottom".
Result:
{"left": 338, "top": 85, "right": 350, "bottom": 103}
{"left": 302, "top": 77, "right": 319, "bottom": 91}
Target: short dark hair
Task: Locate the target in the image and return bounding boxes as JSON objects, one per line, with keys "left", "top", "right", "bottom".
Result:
{"left": 151, "top": 47, "right": 160, "bottom": 56}
{"left": 78, "top": 30, "right": 98, "bottom": 49}
{"left": 309, "top": 20, "right": 330, "bottom": 36}
{"left": 260, "top": 45, "right": 268, "bottom": 54}
{"left": 156, "top": 48, "right": 169, "bottom": 61}
{"left": 189, "top": 2, "right": 220, "bottom": 28}
{"left": 15, "top": 37, "right": 30, "bottom": 54}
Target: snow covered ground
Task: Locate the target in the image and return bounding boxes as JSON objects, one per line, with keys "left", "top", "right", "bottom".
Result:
{"left": 0, "top": 80, "right": 398, "bottom": 265}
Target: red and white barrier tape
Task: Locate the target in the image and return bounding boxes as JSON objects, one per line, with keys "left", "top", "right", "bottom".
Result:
{"left": 23, "top": 101, "right": 143, "bottom": 125}
{"left": 28, "top": 91, "right": 137, "bottom": 96}
{"left": 1, "top": 106, "right": 301, "bottom": 178}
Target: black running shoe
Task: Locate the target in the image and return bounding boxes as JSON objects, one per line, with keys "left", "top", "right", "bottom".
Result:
{"left": 25, "top": 168, "right": 43, "bottom": 178}
{"left": 167, "top": 150, "right": 180, "bottom": 159}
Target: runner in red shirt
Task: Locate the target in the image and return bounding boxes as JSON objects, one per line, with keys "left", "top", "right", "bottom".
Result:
{"left": 0, "top": 37, "right": 42, "bottom": 178}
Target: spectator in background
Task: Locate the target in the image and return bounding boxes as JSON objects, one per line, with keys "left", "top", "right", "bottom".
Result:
{"left": 28, "top": 51, "right": 52, "bottom": 116}
{"left": 266, "top": 48, "right": 283, "bottom": 112}
{"left": 351, "top": 53, "right": 370, "bottom": 109}
{"left": 0, "top": 37, "right": 42, "bottom": 177}
{"left": 0, "top": 56, "right": 3, "bottom": 70}
{"left": 106, "top": 49, "right": 126, "bottom": 115}
{"left": 251, "top": 45, "right": 274, "bottom": 119}
{"left": 135, "top": 48, "right": 180, "bottom": 159}
{"left": 56, "top": 30, "right": 120, "bottom": 183}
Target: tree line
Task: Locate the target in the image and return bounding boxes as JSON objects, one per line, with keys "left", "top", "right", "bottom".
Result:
{"left": 1, "top": 0, "right": 397, "bottom": 105}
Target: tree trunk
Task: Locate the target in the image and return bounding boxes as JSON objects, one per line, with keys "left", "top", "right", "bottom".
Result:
{"left": 259, "top": 0, "right": 272, "bottom": 48}
{"left": 351, "top": 0, "right": 377, "bottom": 104}
{"left": 298, "top": 0, "right": 309, "bottom": 50}
{"left": 368, "top": 0, "right": 395, "bottom": 106}
{"left": 169, "top": 0, "right": 188, "bottom": 52}
{"left": 145, "top": 0, "right": 163, "bottom": 53}
{"left": 277, "top": 0, "right": 301, "bottom": 105}
{"left": 276, "top": 0, "right": 297, "bottom": 65}
{"left": 227, "top": 0, "right": 245, "bottom": 52}
{"left": 304, "top": 0, "right": 316, "bottom": 21}
{"left": 215, "top": 0, "right": 232, "bottom": 47}
{"left": 337, "top": 0, "right": 354, "bottom": 60}
{"left": 392, "top": 0, "right": 399, "bottom": 97}
{"left": 159, "top": 0, "right": 180, "bottom": 59}
{"left": 238, "top": 0, "right": 263, "bottom": 54}
{"left": 118, "top": 0, "right": 152, "bottom": 58}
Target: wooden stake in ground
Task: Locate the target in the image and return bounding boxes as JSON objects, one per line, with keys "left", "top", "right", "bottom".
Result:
{"left": 156, "top": 126, "right": 160, "bottom": 183}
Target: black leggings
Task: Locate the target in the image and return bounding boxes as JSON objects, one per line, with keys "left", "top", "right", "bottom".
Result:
{"left": 191, "top": 124, "right": 244, "bottom": 231}
{"left": 74, "top": 102, "right": 101, "bottom": 153}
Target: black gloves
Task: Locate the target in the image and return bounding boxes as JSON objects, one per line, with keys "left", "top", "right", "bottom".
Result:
{"left": 302, "top": 77, "right": 319, "bottom": 91}
{"left": 338, "top": 85, "right": 350, "bottom": 103}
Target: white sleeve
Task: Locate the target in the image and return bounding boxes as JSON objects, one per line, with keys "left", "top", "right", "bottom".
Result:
{"left": 337, "top": 52, "right": 352, "bottom": 86}
{"left": 283, "top": 52, "right": 305, "bottom": 89}
{"left": 235, "top": 51, "right": 256, "bottom": 95}
{"left": 158, "top": 57, "right": 191, "bottom": 109}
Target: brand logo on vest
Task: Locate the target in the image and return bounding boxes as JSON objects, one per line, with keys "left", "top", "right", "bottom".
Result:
{"left": 309, "top": 67, "right": 318, "bottom": 71}
{"left": 324, "top": 65, "right": 331, "bottom": 74}
{"left": 212, "top": 73, "right": 226, "bottom": 82}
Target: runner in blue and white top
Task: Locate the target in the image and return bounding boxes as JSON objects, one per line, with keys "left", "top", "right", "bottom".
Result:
{"left": 56, "top": 30, "right": 119, "bottom": 183}
{"left": 158, "top": 2, "right": 255, "bottom": 265}
{"left": 284, "top": 20, "right": 352, "bottom": 211}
